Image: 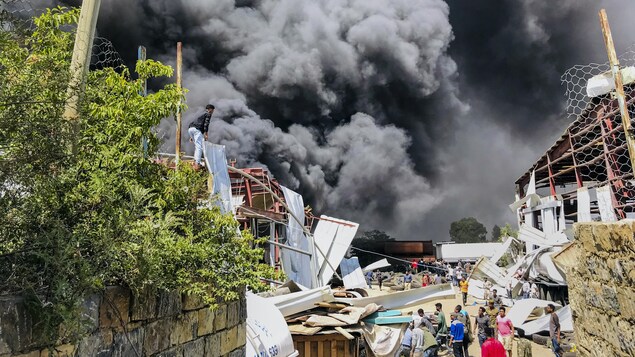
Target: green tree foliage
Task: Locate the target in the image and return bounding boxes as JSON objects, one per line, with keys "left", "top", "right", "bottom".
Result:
{"left": 491, "top": 224, "right": 501, "bottom": 241}
{"left": 351, "top": 230, "right": 395, "bottom": 268}
{"left": 449, "top": 217, "right": 487, "bottom": 243}
{"left": 0, "top": 7, "right": 277, "bottom": 344}
{"left": 499, "top": 223, "right": 518, "bottom": 240}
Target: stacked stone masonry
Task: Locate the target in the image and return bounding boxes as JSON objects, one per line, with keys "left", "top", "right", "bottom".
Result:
{"left": 0, "top": 287, "right": 246, "bottom": 357}
{"left": 571, "top": 221, "right": 635, "bottom": 357}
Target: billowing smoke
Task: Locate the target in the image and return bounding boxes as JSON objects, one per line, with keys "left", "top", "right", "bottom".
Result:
{"left": 44, "top": 0, "right": 635, "bottom": 239}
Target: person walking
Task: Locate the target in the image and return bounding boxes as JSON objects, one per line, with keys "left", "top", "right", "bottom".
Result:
{"left": 546, "top": 304, "right": 562, "bottom": 357}
{"left": 365, "top": 270, "right": 373, "bottom": 289}
{"left": 435, "top": 303, "right": 448, "bottom": 348}
{"left": 481, "top": 327, "right": 506, "bottom": 357}
{"left": 496, "top": 307, "right": 514, "bottom": 357}
{"left": 448, "top": 313, "right": 465, "bottom": 357}
{"left": 454, "top": 305, "right": 471, "bottom": 357}
{"left": 485, "top": 300, "right": 499, "bottom": 339}
{"left": 530, "top": 281, "right": 539, "bottom": 299}
{"left": 506, "top": 280, "right": 514, "bottom": 304}
{"left": 483, "top": 278, "right": 492, "bottom": 301}
{"left": 418, "top": 258, "right": 425, "bottom": 273}
{"left": 399, "top": 322, "right": 414, "bottom": 357}
{"left": 522, "top": 280, "right": 531, "bottom": 299}
{"left": 448, "top": 265, "right": 456, "bottom": 286}
{"left": 474, "top": 306, "right": 490, "bottom": 347}
{"left": 516, "top": 329, "right": 533, "bottom": 357}
{"left": 376, "top": 270, "right": 384, "bottom": 291}
{"left": 459, "top": 277, "right": 469, "bottom": 305}
{"left": 187, "top": 104, "right": 214, "bottom": 170}
{"left": 491, "top": 289, "right": 503, "bottom": 307}
{"left": 455, "top": 268, "right": 463, "bottom": 287}
{"left": 404, "top": 270, "right": 413, "bottom": 290}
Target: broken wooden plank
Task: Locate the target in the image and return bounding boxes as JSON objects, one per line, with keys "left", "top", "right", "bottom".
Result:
{"left": 335, "top": 326, "right": 355, "bottom": 340}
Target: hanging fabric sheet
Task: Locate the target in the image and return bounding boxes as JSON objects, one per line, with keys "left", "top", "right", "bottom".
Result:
{"left": 203, "top": 143, "right": 232, "bottom": 214}
{"left": 280, "top": 186, "right": 313, "bottom": 288}
{"left": 577, "top": 187, "right": 592, "bottom": 222}
{"left": 596, "top": 185, "right": 617, "bottom": 222}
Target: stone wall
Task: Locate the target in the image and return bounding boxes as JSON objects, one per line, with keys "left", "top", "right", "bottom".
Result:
{"left": 570, "top": 221, "right": 635, "bottom": 357}
{"left": 0, "top": 287, "right": 246, "bottom": 357}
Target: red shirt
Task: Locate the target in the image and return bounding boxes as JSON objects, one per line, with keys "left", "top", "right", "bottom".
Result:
{"left": 481, "top": 338, "right": 506, "bottom": 357}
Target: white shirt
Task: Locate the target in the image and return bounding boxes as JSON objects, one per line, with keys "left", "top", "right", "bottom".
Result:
{"left": 484, "top": 281, "right": 493, "bottom": 290}
{"left": 522, "top": 282, "right": 531, "bottom": 292}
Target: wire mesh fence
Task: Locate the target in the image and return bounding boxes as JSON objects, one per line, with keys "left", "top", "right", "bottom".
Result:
{"left": 524, "top": 46, "right": 635, "bottom": 220}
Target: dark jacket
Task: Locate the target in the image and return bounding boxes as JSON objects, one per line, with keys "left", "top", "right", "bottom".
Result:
{"left": 189, "top": 112, "right": 211, "bottom": 133}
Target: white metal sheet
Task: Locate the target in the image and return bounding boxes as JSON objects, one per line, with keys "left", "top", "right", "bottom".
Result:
{"left": 363, "top": 259, "right": 391, "bottom": 272}
{"left": 314, "top": 215, "right": 359, "bottom": 286}
{"left": 267, "top": 285, "right": 333, "bottom": 317}
{"left": 519, "top": 305, "right": 573, "bottom": 335}
{"left": 246, "top": 293, "right": 299, "bottom": 357}
{"left": 506, "top": 298, "right": 562, "bottom": 327}
{"left": 339, "top": 257, "right": 368, "bottom": 289}
{"left": 334, "top": 283, "right": 455, "bottom": 309}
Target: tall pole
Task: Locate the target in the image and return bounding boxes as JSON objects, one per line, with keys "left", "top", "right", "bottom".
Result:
{"left": 138, "top": 46, "right": 148, "bottom": 158}
{"left": 63, "top": 0, "right": 102, "bottom": 122}
{"left": 175, "top": 42, "right": 183, "bottom": 167}
{"left": 599, "top": 9, "right": 635, "bottom": 174}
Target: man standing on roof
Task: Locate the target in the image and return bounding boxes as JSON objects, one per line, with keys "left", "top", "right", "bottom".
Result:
{"left": 188, "top": 104, "right": 214, "bottom": 170}
{"left": 547, "top": 304, "right": 562, "bottom": 357}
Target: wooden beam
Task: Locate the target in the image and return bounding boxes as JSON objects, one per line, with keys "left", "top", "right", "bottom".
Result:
{"left": 599, "top": 9, "right": 635, "bottom": 175}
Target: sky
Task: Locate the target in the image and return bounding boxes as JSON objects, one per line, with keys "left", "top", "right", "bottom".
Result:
{"left": 39, "top": 0, "right": 635, "bottom": 241}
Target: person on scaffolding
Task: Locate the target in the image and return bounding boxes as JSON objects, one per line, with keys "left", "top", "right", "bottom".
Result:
{"left": 188, "top": 104, "right": 214, "bottom": 170}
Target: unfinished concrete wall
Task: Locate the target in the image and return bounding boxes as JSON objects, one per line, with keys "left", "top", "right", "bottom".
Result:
{"left": 570, "top": 221, "right": 635, "bottom": 357}
{"left": 0, "top": 287, "right": 246, "bottom": 357}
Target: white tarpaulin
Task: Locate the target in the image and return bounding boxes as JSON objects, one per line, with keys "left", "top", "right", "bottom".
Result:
{"left": 246, "top": 293, "right": 299, "bottom": 357}
{"left": 597, "top": 185, "right": 617, "bottom": 222}
{"left": 363, "top": 259, "right": 391, "bottom": 273}
{"left": 361, "top": 323, "right": 405, "bottom": 357}
{"left": 519, "top": 305, "right": 573, "bottom": 335}
{"left": 267, "top": 285, "right": 333, "bottom": 317}
{"left": 313, "top": 215, "right": 359, "bottom": 286}
{"left": 280, "top": 186, "right": 313, "bottom": 288}
{"left": 203, "top": 143, "right": 232, "bottom": 213}
{"left": 577, "top": 187, "right": 592, "bottom": 222}
{"left": 339, "top": 257, "right": 368, "bottom": 289}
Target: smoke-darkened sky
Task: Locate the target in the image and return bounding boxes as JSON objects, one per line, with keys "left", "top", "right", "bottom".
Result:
{"left": 42, "top": 0, "right": 635, "bottom": 240}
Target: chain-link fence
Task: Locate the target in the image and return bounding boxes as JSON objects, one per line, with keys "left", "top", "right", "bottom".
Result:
{"left": 1, "top": 0, "right": 125, "bottom": 71}
{"left": 517, "top": 46, "right": 635, "bottom": 222}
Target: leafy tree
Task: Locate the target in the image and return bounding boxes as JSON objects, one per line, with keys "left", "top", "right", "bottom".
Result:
{"left": 499, "top": 223, "right": 519, "bottom": 240}
{"left": 491, "top": 224, "right": 501, "bottom": 241}
{"left": 449, "top": 217, "right": 487, "bottom": 243}
{"left": 0, "top": 7, "right": 277, "bottom": 344}
{"left": 351, "top": 230, "right": 395, "bottom": 268}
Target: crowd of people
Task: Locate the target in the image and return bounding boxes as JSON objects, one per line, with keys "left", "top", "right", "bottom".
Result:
{"left": 391, "top": 259, "right": 562, "bottom": 357}
{"left": 398, "top": 300, "right": 562, "bottom": 357}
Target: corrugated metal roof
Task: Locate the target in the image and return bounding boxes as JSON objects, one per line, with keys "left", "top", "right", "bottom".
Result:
{"left": 436, "top": 242, "right": 504, "bottom": 261}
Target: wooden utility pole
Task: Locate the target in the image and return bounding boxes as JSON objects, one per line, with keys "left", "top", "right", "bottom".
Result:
{"left": 599, "top": 9, "right": 635, "bottom": 174}
{"left": 175, "top": 42, "right": 183, "bottom": 167}
{"left": 63, "top": 0, "right": 102, "bottom": 122}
